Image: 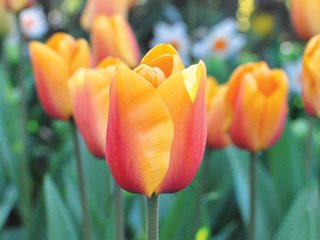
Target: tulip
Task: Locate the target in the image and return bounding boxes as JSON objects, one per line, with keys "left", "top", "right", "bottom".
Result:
{"left": 105, "top": 44, "right": 207, "bottom": 197}
{"left": 29, "top": 33, "right": 91, "bottom": 120}
{"left": 290, "top": 0, "right": 320, "bottom": 39}
{"left": 69, "top": 58, "right": 127, "bottom": 158}
{"left": 4, "top": 0, "right": 35, "bottom": 12}
{"left": 206, "top": 76, "right": 231, "bottom": 149}
{"left": 302, "top": 34, "right": 320, "bottom": 117}
{"left": 91, "top": 14, "right": 140, "bottom": 67}
{"left": 81, "top": 0, "right": 137, "bottom": 30}
{"left": 226, "top": 62, "right": 288, "bottom": 152}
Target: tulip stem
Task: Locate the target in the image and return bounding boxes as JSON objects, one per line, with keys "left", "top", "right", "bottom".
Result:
{"left": 71, "top": 121, "right": 91, "bottom": 240}
{"left": 305, "top": 116, "right": 314, "bottom": 178}
{"left": 146, "top": 195, "right": 159, "bottom": 240}
{"left": 249, "top": 152, "right": 257, "bottom": 240}
{"left": 114, "top": 182, "right": 124, "bottom": 240}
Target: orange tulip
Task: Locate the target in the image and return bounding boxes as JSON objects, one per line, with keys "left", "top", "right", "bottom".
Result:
{"left": 29, "top": 33, "right": 91, "bottom": 120}
{"left": 91, "top": 14, "right": 140, "bottom": 67}
{"left": 302, "top": 34, "right": 320, "bottom": 117}
{"left": 206, "top": 77, "right": 231, "bottom": 149}
{"left": 4, "top": 0, "right": 35, "bottom": 12}
{"left": 290, "top": 0, "right": 320, "bottom": 39}
{"left": 81, "top": 0, "right": 137, "bottom": 30}
{"left": 69, "top": 58, "right": 127, "bottom": 158}
{"left": 226, "top": 62, "right": 288, "bottom": 152}
{"left": 106, "top": 44, "right": 207, "bottom": 197}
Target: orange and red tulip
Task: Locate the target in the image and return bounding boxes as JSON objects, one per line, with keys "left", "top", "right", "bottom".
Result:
{"left": 105, "top": 44, "right": 207, "bottom": 197}
{"left": 206, "top": 76, "right": 231, "bottom": 149}
{"left": 29, "top": 33, "right": 91, "bottom": 120}
{"left": 69, "top": 58, "right": 127, "bottom": 158}
{"left": 290, "top": 0, "right": 320, "bottom": 39}
{"left": 91, "top": 14, "right": 140, "bottom": 67}
{"left": 81, "top": 0, "right": 137, "bottom": 30}
{"left": 226, "top": 62, "right": 288, "bottom": 152}
{"left": 302, "top": 34, "right": 320, "bottom": 117}
{"left": 4, "top": 0, "right": 35, "bottom": 12}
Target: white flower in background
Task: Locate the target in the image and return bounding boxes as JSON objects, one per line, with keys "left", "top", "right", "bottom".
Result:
{"left": 192, "top": 18, "right": 246, "bottom": 60}
{"left": 283, "top": 59, "right": 302, "bottom": 95}
{"left": 150, "top": 21, "right": 190, "bottom": 65}
{"left": 19, "top": 5, "right": 48, "bottom": 39}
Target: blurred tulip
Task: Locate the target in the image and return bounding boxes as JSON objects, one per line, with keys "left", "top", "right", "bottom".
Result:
{"left": 206, "top": 77, "right": 231, "bottom": 149}
{"left": 81, "top": 0, "right": 137, "bottom": 30}
{"left": 29, "top": 33, "right": 91, "bottom": 120}
{"left": 91, "top": 14, "right": 140, "bottom": 67}
{"left": 4, "top": 0, "right": 35, "bottom": 12}
{"left": 0, "top": 1, "right": 14, "bottom": 37}
{"left": 106, "top": 44, "right": 207, "bottom": 197}
{"left": 69, "top": 58, "right": 127, "bottom": 158}
{"left": 226, "top": 62, "right": 288, "bottom": 152}
{"left": 302, "top": 34, "right": 320, "bottom": 117}
{"left": 290, "top": 0, "right": 320, "bottom": 39}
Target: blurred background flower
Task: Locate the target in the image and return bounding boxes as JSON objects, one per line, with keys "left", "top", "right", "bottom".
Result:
{"left": 19, "top": 5, "right": 48, "bottom": 39}
{"left": 192, "top": 18, "right": 246, "bottom": 60}
{"left": 150, "top": 21, "right": 190, "bottom": 65}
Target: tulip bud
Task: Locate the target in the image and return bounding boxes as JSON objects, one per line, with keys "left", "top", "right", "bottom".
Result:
{"left": 106, "top": 44, "right": 207, "bottom": 197}
{"left": 206, "top": 77, "right": 231, "bottom": 149}
{"left": 302, "top": 34, "right": 320, "bottom": 117}
{"left": 91, "top": 14, "right": 140, "bottom": 67}
{"left": 69, "top": 58, "right": 127, "bottom": 158}
{"left": 29, "top": 33, "right": 91, "bottom": 120}
{"left": 81, "top": 0, "right": 137, "bottom": 30}
{"left": 290, "top": 0, "right": 320, "bottom": 39}
{"left": 226, "top": 62, "right": 288, "bottom": 152}
{"left": 4, "top": 0, "right": 35, "bottom": 12}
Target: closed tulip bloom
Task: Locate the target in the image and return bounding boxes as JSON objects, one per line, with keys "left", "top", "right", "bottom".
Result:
{"left": 226, "top": 62, "right": 288, "bottom": 152}
{"left": 206, "top": 77, "right": 231, "bottom": 149}
{"left": 91, "top": 14, "right": 140, "bottom": 67}
{"left": 290, "top": 0, "right": 320, "bottom": 39}
{"left": 302, "top": 34, "right": 320, "bottom": 117}
{"left": 69, "top": 58, "right": 127, "bottom": 158}
{"left": 81, "top": 0, "right": 137, "bottom": 30}
{"left": 106, "top": 44, "right": 207, "bottom": 197}
{"left": 4, "top": 0, "right": 35, "bottom": 12}
{"left": 29, "top": 33, "right": 91, "bottom": 120}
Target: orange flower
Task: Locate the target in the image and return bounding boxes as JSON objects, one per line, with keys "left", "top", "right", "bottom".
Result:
{"left": 290, "top": 0, "right": 320, "bottom": 39}
{"left": 91, "top": 14, "right": 140, "bottom": 67}
{"left": 106, "top": 44, "right": 207, "bottom": 197}
{"left": 81, "top": 0, "right": 137, "bottom": 30}
{"left": 29, "top": 33, "right": 91, "bottom": 120}
{"left": 69, "top": 58, "right": 127, "bottom": 158}
{"left": 206, "top": 77, "right": 231, "bottom": 149}
{"left": 302, "top": 34, "right": 320, "bottom": 117}
{"left": 226, "top": 62, "right": 288, "bottom": 152}
{"left": 4, "top": 0, "right": 35, "bottom": 12}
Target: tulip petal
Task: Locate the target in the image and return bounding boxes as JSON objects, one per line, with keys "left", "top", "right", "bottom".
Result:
{"left": 69, "top": 69, "right": 109, "bottom": 158}
{"left": 155, "top": 61, "right": 207, "bottom": 194}
{"left": 141, "top": 44, "right": 184, "bottom": 76}
{"left": 71, "top": 39, "right": 91, "bottom": 72}
{"left": 106, "top": 66, "right": 174, "bottom": 197}
{"left": 29, "top": 41, "right": 71, "bottom": 120}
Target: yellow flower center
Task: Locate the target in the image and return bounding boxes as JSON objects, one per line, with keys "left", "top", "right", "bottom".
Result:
{"left": 213, "top": 38, "right": 228, "bottom": 52}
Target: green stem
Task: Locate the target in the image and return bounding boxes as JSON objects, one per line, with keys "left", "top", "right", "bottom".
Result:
{"left": 305, "top": 117, "right": 314, "bottom": 178}
{"left": 249, "top": 152, "right": 257, "bottom": 240}
{"left": 114, "top": 182, "right": 124, "bottom": 240}
{"left": 70, "top": 122, "right": 91, "bottom": 240}
{"left": 146, "top": 195, "right": 159, "bottom": 240}
{"left": 16, "top": 14, "right": 32, "bottom": 237}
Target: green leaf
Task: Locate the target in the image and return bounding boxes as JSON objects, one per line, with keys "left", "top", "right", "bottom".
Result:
{"left": 226, "top": 146, "right": 283, "bottom": 240}
{"left": 274, "top": 180, "right": 320, "bottom": 240}
{"left": 0, "top": 185, "right": 18, "bottom": 230}
{"left": 44, "top": 175, "right": 78, "bottom": 240}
